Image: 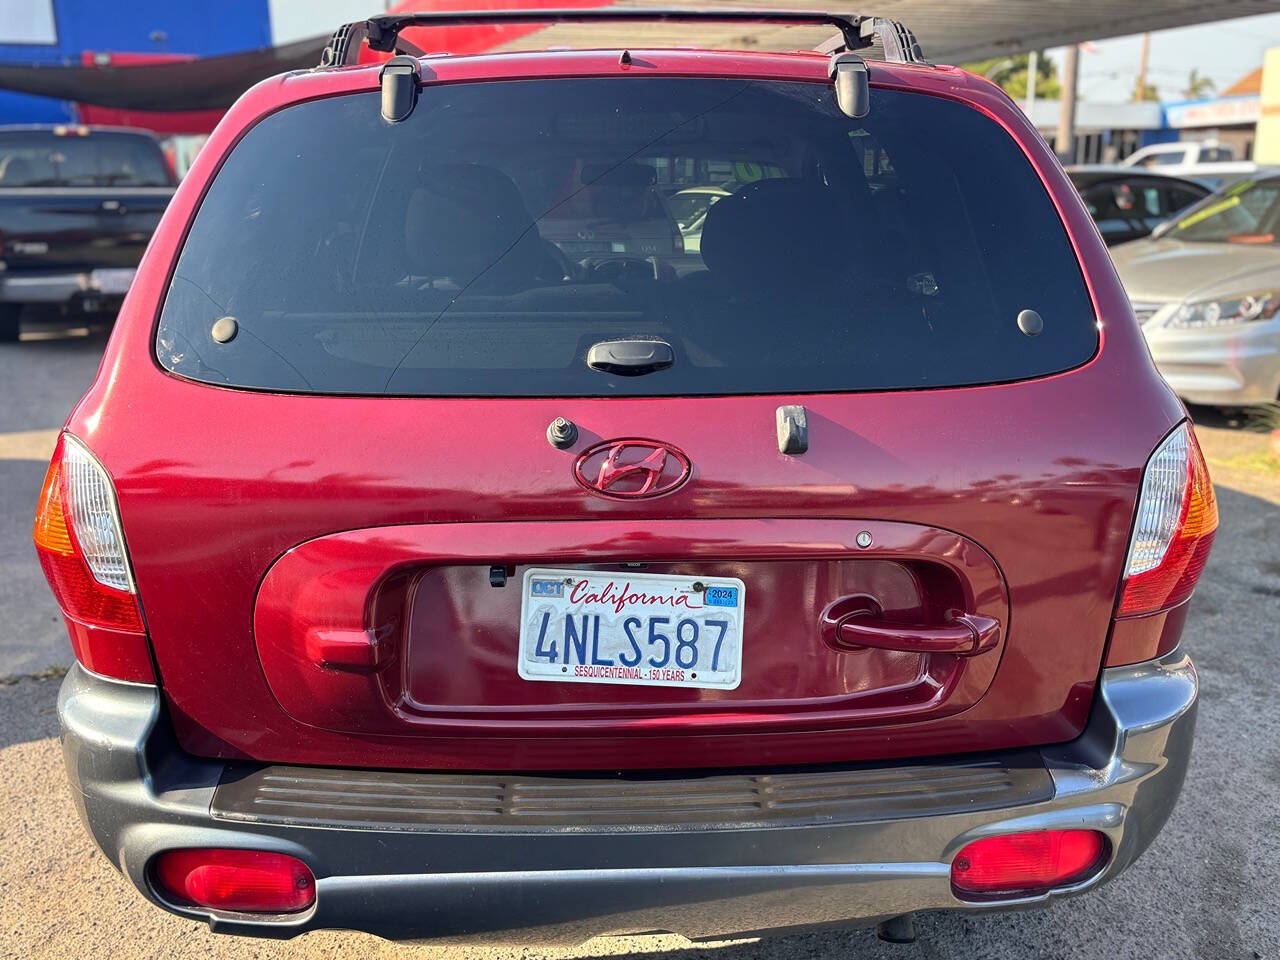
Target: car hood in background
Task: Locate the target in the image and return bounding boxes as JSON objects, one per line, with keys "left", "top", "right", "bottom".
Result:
{"left": 1110, "top": 237, "right": 1280, "bottom": 304}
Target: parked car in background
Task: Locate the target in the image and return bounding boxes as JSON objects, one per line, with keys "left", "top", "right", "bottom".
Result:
{"left": 1068, "top": 166, "right": 1209, "bottom": 245}
{"left": 1122, "top": 138, "right": 1235, "bottom": 169}
{"left": 665, "top": 168, "right": 783, "bottom": 255}
{"left": 533, "top": 161, "right": 686, "bottom": 282}
{"left": 0, "top": 125, "right": 175, "bottom": 342}
{"left": 1113, "top": 175, "right": 1280, "bottom": 407}
{"left": 1180, "top": 162, "right": 1271, "bottom": 190}
{"left": 39, "top": 9, "right": 1210, "bottom": 947}
{"left": 1118, "top": 140, "right": 1267, "bottom": 189}
{"left": 667, "top": 184, "right": 731, "bottom": 254}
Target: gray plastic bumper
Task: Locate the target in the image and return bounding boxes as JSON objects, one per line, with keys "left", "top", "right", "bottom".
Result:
{"left": 58, "top": 649, "right": 1197, "bottom": 944}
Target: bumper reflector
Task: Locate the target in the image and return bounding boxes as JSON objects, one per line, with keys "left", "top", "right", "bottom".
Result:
{"left": 153, "top": 849, "right": 316, "bottom": 914}
{"left": 950, "top": 829, "right": 1107, "bottom": 898}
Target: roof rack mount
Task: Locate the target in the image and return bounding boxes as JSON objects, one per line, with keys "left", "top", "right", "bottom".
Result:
{"left": 319, "top": 8, "right": 926, "bottom": 69}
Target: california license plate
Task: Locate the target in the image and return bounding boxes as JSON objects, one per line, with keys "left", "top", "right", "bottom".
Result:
{"left": 517, "top": 568, "right": 745, "bottom": 690}
{"left": 89, "top": 268, "right": 135, "bottom": 295}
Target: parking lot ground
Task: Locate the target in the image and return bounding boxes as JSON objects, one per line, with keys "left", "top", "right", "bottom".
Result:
{"left": 0, "top": 325, "right": 108, "bottom": 679}
{"left": 1, "top": 331, "right": 1278, "bottom": 959}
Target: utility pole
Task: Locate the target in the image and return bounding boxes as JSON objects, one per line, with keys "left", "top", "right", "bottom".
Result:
{"left": 1135, "top": 32, "right": 1151, "bottom": 100}
{"left": 1025, "top": 49, "right": 1039, "bottom": 115}
{"left": 1057, "top": 44, "right": 1079, "bottom": 163}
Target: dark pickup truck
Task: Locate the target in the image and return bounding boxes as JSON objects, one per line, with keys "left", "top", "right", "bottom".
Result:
{"left": 0, "top": 125, "right": 175, "bottom": 341}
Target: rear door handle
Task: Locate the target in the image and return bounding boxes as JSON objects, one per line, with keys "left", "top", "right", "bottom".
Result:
{"left": 835, "top": 612, "right": 1000, "bottom": 656}
{"left": 820, "top": 594, "right": 1000, "bottom": 657}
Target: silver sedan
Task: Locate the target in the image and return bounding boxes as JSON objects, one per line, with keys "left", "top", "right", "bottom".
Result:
{"left": 1111, "top": 176, "right": 1280, "bottom": 407}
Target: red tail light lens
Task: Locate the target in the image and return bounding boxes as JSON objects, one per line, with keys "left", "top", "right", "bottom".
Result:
{"left": 153, "top": 849, "right": 316, "bottom": 914}
{"left": 951, "top": 829, "right": 1108, "bottom": 898}
{"left": 1117, "top": 422, "right": 1217, "bottom": 617}
{"left": 33, "top": 434, "right": 153, "bottom": 682}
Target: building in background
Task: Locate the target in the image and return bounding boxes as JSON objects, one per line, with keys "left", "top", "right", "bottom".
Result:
{"left": 1253, "top": 47, "right": 1280, "bottom": 163}
{"left": 0, "top": 1, "right": 272, "bottom": 127}
{"left": 1011, "top": 64, "right": 1267, "bottom": 166}
{"left": 5, "top": 2, "right": 1280, "bottom": 175}
{"left": 0, "top": 1, "right": 396, "bottom": 174}
{"left": 1024, "top": 100, "right": 1168, "bottom": 164}
{"left": 1163, "top": 67, "right": 1262, "bottom": 160}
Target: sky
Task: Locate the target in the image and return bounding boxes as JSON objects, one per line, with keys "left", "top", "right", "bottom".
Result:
{"left": 1046, "top": 11, "right": 1280, "bottom": 103}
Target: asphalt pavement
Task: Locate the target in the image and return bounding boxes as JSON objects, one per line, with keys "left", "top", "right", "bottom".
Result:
{"left": 0, "top": 326, "right": 1277, "bottom": 960}
{"left": 0, "top": 324, "right": 107, "bottom": 678}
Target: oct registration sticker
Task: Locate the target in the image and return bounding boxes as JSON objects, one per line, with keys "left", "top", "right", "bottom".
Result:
{"left": 517, "top": 568, "right": 745, "bottom": 690}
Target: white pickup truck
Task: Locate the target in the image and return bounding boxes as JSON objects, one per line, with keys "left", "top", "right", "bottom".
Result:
{"left": 1121, "top": 140, "right": 1262, "bottom": 188}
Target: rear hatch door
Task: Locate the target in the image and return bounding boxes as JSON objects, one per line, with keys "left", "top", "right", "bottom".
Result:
{"left": 105, "top": 68, "right": 1168, "bottom": 770}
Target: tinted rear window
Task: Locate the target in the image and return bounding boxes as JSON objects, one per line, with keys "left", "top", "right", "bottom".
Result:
{"left": 0, "top": 131, "right": 171, "bottom": 187}
{"left": 156, "top": 78, "right": 1096, "bottom": 396}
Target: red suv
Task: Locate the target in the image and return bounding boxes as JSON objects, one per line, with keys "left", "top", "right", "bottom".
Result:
{"left": 38, "top": 10, "right": 1214, "bottom": 945}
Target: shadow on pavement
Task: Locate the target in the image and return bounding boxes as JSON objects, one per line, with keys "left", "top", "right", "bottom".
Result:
{"left": 0, "top": 458, "right": 72, "bottom": 682}
{"left": 0, "top": 673, "right": 61, "bottom": 750}
{"left": 1187, "top": 400, "right": 1279, "bottom": 433}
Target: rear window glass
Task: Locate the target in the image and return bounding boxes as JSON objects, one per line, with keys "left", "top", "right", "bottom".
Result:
{"left": 0, "top": 132, "right": 171, "bottom": 187}
{"left": 156, "top": 78, "right": 1096, "bottom": 396}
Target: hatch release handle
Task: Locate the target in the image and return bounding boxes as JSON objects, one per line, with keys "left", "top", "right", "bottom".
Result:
{"left": 820, "top": 595, "right": 1001, "bottom": 657}
{"left": 587, "top": 339, "right": 674, "bottom": 376}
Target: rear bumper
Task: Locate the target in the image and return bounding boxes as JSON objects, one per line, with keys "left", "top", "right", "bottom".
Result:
{"left": 58, "top": 649, "right": 1197, "bottom": 944}
{"left": 1145, "top": 318, "right": 1280, "bottom": 406}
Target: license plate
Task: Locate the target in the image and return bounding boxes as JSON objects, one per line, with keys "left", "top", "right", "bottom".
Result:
{"left": 518, "top": 568, "right": 745, "bottom": 690}
{"left": 89, "top": 268, "right": 135, "bottom": 295}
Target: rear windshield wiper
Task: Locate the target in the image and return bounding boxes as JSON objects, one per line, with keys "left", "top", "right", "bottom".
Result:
{"left": 586, "top": 339, "right": 674, "bottom": 377}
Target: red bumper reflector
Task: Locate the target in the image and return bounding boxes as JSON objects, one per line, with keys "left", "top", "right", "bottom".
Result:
{"left": 153, "top": 849, "right": 315, "bottom": 914}
{"left": 951, "top": 829, "right": 1107, "bottom": 897}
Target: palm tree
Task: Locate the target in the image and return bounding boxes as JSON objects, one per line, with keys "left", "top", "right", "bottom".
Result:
{"left": 1183, "top": 69, "right": 1216, "bottom": 100}
{"left": 961, "top": 53, "right": 1061, "bottom": 99}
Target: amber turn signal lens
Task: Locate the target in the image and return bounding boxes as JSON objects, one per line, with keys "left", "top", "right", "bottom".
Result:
{"left": 33, "top": 460, "right": 74, "bottom": 556}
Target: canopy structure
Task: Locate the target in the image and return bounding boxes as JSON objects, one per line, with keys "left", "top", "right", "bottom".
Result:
{"left": 0, "top": 0, "right": 1276, "bottom": 113}
{"left": 492, "top": 0, "right": 1280, "bottom": 62}
{"left": 0, "top": 38, "right": 323, "bottom": 113}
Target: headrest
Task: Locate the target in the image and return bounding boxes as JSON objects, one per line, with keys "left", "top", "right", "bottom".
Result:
{"left": 699, "top": 178, "right": 854, "bottom": 293}
{"left": 580, "top": 163, "right": 659, "bottom": 221}
{"left": 404, "top": 163, "right": 539, "bottom": 282}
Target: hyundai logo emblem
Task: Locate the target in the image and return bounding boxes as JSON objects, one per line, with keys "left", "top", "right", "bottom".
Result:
{"left": 573, "top": 439, "right": 691, "bottom": 499}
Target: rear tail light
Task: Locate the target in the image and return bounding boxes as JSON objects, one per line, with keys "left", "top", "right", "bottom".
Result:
{"left": 153, "top": 849, "right": 316, "bottom": 914}
{"left": 1117, "top": 422, "right": 1217, "bottom": 618}
{"left": 33, "top": 433, "right": 153, "bottom": 682}
{"left": 951, "top": 829, "right": 1108, "bottom": 898}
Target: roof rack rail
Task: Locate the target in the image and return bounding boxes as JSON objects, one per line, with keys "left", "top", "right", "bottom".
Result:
{"left": 319, "top": 8, "right": 927, "bottom": 69}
